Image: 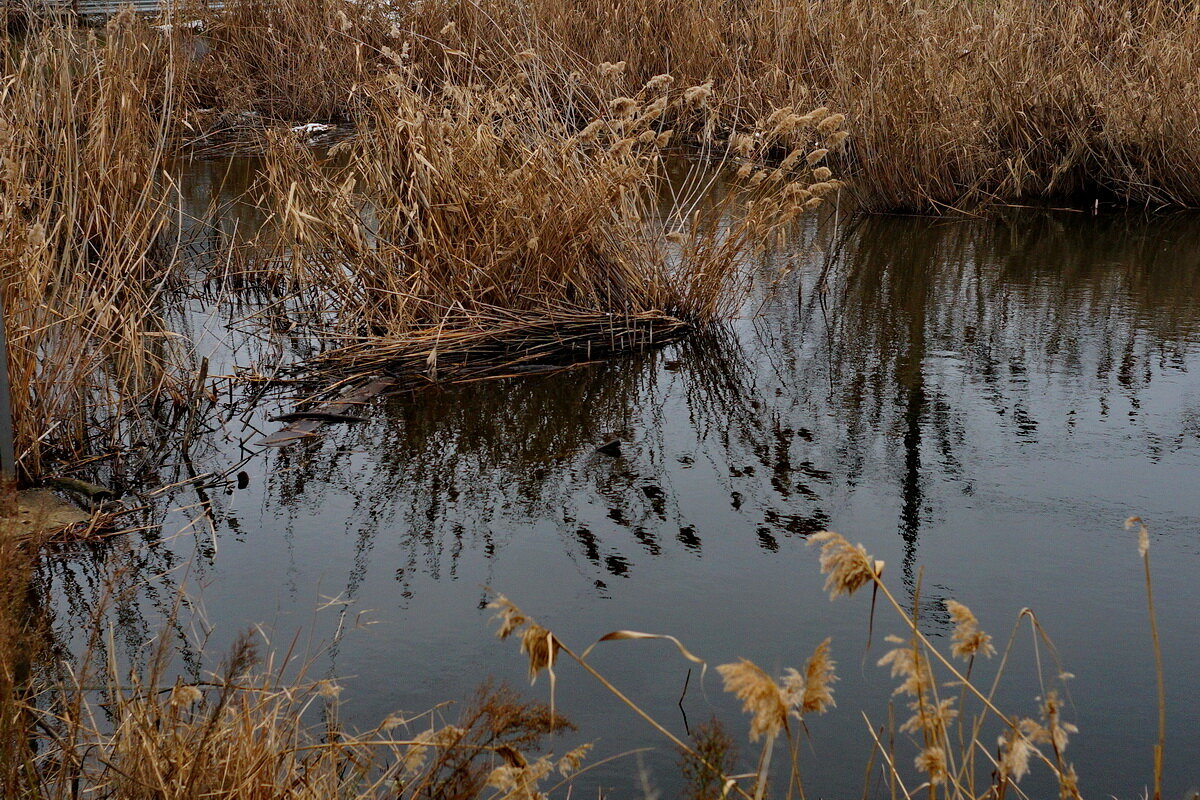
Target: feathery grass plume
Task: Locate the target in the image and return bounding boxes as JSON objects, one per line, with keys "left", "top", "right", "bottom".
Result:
{"left": 609, "top": 96, "right": 640, "bottom": 116}
{"left": 520, "top": 624, "right": 559, "bottom": 683}
{"left": 816, "top": 113, "right": 846, "bottom": 135}
{"left": 790, "top": 637, "right": 837, "bottom": 715}
{"left": 716, "top": 659, "right": 789, "bottom": 742}
{"left": 598, "top": 61, "right": 626, "bottom": 78}
{"left": 808, "top": 531, "right": 879, "bottom": 599}
{"left": 1034, "top": 690, "right": 1078, "bottom": 753}
{"left": 1127, "top": 515, "right": 1150, "bottom": 557}
{"left": 486, "top": 754, "right": 553, "bottom": 800}
{"left": 488, "top": 596, "right": 558, "bottom": 683}
{"left": 644, "top": 74, "right": 674, "bottom": 91}
{"left": 945, "top": 600, "right": 996, "bottom": 660}
{"left": 490, "top": 594, "right": 530, "bottom": 640}
{"left": 914, "top": 745, "right": 948, "bottom": 785}
{"left": 556, "top": 743, "right": 592, "bottom": 777}
{"left": 824, "top": 131, "right": 850, "bottom": 151}
{"left": 997, "top": 726, "right": 1033, "bottom": 783}
{"left": 168, "top": 683, "right": 203, "bottom": 709}
{"left": 683, "top": 81, "right": 714, "bottom": 106}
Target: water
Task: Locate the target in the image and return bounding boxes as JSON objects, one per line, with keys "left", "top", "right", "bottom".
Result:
{"left": 42, "top": 166, "right": 1200, "bottom": 798}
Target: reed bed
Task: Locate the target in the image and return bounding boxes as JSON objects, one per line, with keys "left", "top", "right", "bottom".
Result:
{"left": 8, "top": 0, "right": 1200, "bottom": 470}
{"left": 181, "top": 0, "right": 1200, "bottom": 210}
{"left": 0, "top": 534, "right": 573, "bottom": 800}
{"left": 248, "top": 66, "right": 844, "bottom": 384}
{"left": 0, "top": 17, "right": 201, "bottom": 480}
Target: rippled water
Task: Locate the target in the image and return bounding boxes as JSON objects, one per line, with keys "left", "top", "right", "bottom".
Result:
{"left": 42, "top": 161, "right": 1200, "bottom": 798}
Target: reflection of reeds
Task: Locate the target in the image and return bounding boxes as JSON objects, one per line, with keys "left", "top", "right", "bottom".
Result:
{"left": 0, "top": 561, "right": 571, "bottom": 799}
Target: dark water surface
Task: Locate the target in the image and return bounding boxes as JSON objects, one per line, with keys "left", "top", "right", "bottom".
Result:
{"left": 47, "top": 165, "right": 1200, "bottom": 798}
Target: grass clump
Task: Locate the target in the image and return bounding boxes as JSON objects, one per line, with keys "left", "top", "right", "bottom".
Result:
{"left": 250, "top": 63, "right": 845, "bottom": 383}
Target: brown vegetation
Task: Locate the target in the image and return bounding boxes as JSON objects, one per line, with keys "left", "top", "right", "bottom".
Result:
{"left": 190, "top": 0, "right": 1200, "bottom": 210}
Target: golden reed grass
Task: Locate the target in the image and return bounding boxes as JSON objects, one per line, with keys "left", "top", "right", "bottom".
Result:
{"left": 0, "top": 509, "right": 1169, "bottom": 800}
{"left": 245, "top": 59, "right": 844, "bottom": 384}
{"left": 9, "top": 0, "right": 1200, "bottom": 472}
{"left": 1, "top": 17, "right": 202, "bottom": 480}
{"left": 171, "top": 0, "right": 1200, "bottom": 211}
{"left": 482, "top": 525, "right": 1168, "bottom": 800}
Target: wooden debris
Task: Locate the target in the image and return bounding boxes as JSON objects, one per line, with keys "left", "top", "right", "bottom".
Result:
{"left": 257, "top": 377, "right": 394, "bottom": 447}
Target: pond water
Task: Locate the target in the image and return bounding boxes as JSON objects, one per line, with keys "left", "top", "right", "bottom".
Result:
{"left": 43, "top": 161, "right": 1200, "bottom": 798}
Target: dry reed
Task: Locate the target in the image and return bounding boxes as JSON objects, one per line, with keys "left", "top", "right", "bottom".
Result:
{"left": 246, "top": 62, "right": 843, "bottom": 383}
{"left": 0, "top": 18, "right": 199, "bottom": 480}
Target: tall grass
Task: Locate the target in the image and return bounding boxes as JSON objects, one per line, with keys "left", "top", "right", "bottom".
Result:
{"left": 180, "top": 0, "right": 1200, "bottom": 210}
{"left": 247, "top": 61, "right": 844, "bottom": 382}
{"left": 0, "top": 17, "right": 198, "bottom": 480}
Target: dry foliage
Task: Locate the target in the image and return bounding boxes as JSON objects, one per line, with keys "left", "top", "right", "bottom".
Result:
{"left": 249, "top": 63, "right": 844, "bottom": 382}
{"left": 0, "top": 18, "right": 200, "bottom": 479}
{"left": 171, "top": 0, "right": 1200, "bottom": 210}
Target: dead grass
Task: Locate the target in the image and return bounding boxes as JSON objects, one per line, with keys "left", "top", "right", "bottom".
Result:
{"left": 246, "top": 64, "right": 843, "bottom": 383}
{"left": 178, "top": 0, "right": 1200, "bottom": 210}
{"left": 0, "top": 17, "right": 199, "bottom": 480}
{"left": 0, "top": 518, "right": 575, "bottom": 800}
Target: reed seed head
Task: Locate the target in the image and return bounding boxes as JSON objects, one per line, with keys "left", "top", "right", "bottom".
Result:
{"left": 644, "top": 74, "right": 674, "bottom": 91}
{"left": 809, "top": 531, "right": 879, "bottom": 599}
{"left": 915, "top": 746, "right": 948, "bottom": 784}
{"left": 825, "top": 130, "right": 850, "bottom": 150}
{"left": 816, "top": 113, "right": 846, "bottom": 134}
{"left": 609, "top": 96, "right": 640, "bottom": 117}
{"left": 730, "top": 133, "right": 756, "bottom": 156}
{"left": 579, "top": 119, "right": 605, "bottom": 142}
{"left": 519, "top": 623, "right": 558, "bottom": 683}
{"left": 684, "top": 81, "right": 714, "bottom": 106}
{"left": 168, "top": 684, "right": 203, "bottom": 708}
{"left": 599, "top": 61, "right": 627, "bottom": 78}
{"left": 997, "top": 728, "right": 1033, "bottom": 783}
{"left": 812, "top": 166, "right": 833, "bottom": 181}
{"left": 1126, "top": 516, "right": 1149, "bottom": 557}
{"left": 796, "top": 637, "right": 837, "bottom": 715}
{"left": 489, "top": 594, "right": 529, "bottom": 640}
{"left": 717, "top": 658, "right": 788, "bottom": 741}
{"left": 945, "top": 600, "right": 996, "bottom": 660}
{"left": 557, "top": 743, "right": 592, "bottom": 777}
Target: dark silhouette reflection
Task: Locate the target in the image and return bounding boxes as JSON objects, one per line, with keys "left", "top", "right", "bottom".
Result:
{"left": 217, "top": 209, "right": 1200, "bottom": 623}
{"left": 41, "top": 205, "right": 1200, "bottom": 681}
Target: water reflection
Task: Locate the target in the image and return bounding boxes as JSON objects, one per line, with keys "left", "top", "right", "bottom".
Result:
{"left": 39, "top": 200, "right": 1200, "bottom": 799}
{"left": 175, "top": 207, "right": 1200, "bottom": 622}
